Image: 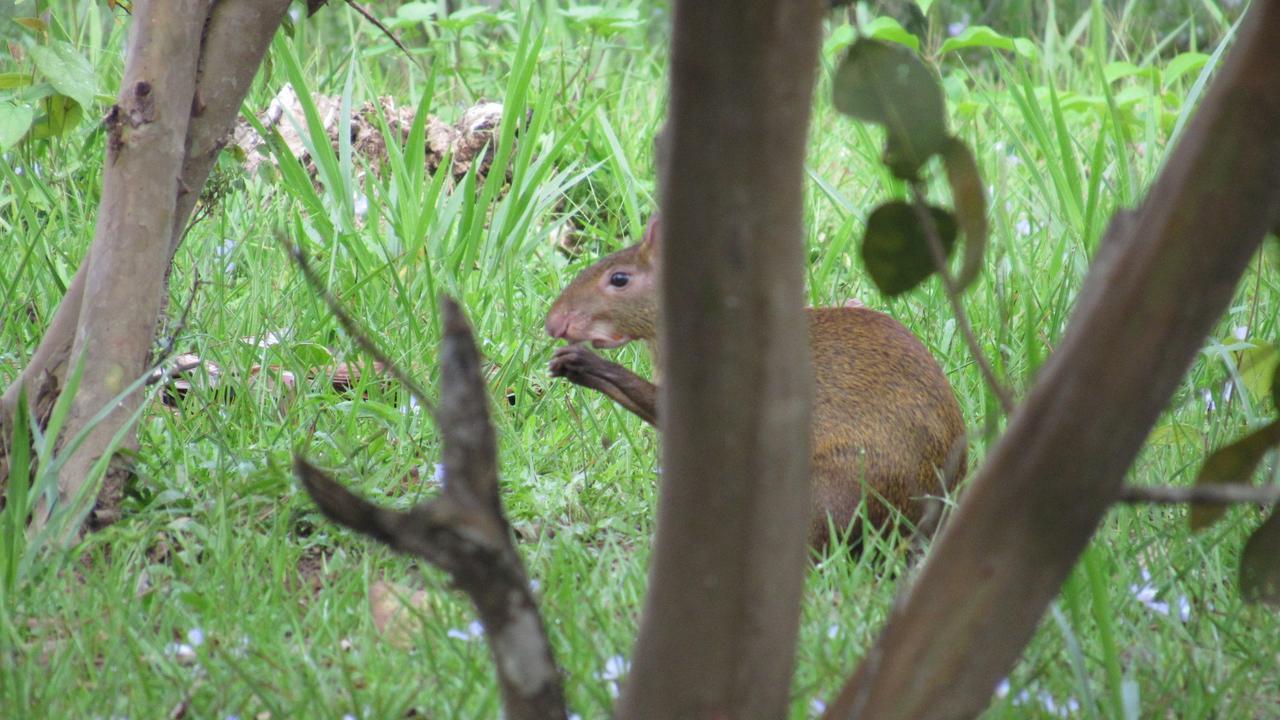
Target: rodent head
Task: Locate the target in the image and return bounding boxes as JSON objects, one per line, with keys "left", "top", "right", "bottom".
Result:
{"left": 545, "top": 216, "right": 661, "bottom": 348}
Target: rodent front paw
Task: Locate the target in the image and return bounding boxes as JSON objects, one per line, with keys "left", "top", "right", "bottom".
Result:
{"left": 549, "top": 344, "right": 601, "bottom": 381}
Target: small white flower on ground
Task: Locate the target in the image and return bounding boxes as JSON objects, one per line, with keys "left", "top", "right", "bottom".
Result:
{"left": 187, "top": 628, "right": 205, "bottom": 647}
{"left": 947, "top": 13, "right": 970, "bottom": 36}
{"left": 402, "top": 395, "right": 424, "bottom": 417}
{"left": 995, "top": 678, "right": 1011, "bottom": 699}
{"left": 1233, "top": 325, "right": 1249, "bottom": 340}
{"left": 601, "top": 654, "right": 629, "bottom": 681}
{"left": 166, "top": 642, "right": 198, "bottom": 666}
{"left": 596, "top": 654, "right": 630, "bottom": 700}
{"left": 810, "top": 698, "right": 827, "bottom": 716}
{"left": 446, "top": 620, "right": 484, "bottom": 641}
{"left": 1016, "top": 217, "right": 1032, "bottom": 237}
{"left": 1130, "top": 579, "right": 1169, "bottom": 615}
{"left": 1203, "top": 389, "right": 1216, "bottom": 412}
{"left": 827, "top": 623, "right": 840, "bottom": 639}
{"left": 1037, "top": 690, "right": 1061, "bottom": 716}
{"left": 1178, "top": 595, "right": 1192, "bottom": 622}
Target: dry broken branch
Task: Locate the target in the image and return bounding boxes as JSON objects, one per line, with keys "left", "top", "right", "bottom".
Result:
{"left": 296, "top": 297, "right": 566, "bottom": 720}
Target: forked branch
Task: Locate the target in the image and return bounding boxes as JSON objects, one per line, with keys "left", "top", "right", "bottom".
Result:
{"left": 296, "top": 298, "right": 566, "bottom": 720}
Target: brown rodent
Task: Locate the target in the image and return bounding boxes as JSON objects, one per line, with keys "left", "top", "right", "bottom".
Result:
{"left": 545, "top": 217, "right": 967, "bottom": 550}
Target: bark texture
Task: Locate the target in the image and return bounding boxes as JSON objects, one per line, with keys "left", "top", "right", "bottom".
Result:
{"left": 168, "top": 0, "right": 294, "bottom": 261}
{"left": 298, "top": 298, "right": 567, "bottom": 720}
{"left": 2, "top": 0, "right": 291, "bottom": 530}
{"left": 618, "top": 1, "right": 826, "bottom": 718}
{"left": 825, "top": 2, "right": 1280, "bottom": 717}
{"left": 35, "top": 0, "right": 210, "bottom": 530}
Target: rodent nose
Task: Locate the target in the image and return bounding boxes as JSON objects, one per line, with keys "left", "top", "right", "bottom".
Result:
{"left": 545, "top": 309, "right": 571, "bottom": 339}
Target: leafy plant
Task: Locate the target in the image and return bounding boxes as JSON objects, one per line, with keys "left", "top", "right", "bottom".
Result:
{"left": 0, "top": 18, "right": 99, "bottom": 149}
{"left": 832, "top": 37, "right": 987, "bottom": 295}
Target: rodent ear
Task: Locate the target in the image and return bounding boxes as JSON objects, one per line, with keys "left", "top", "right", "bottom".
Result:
{"left": 639, "top": 215, "right": 662, "bottom": 261}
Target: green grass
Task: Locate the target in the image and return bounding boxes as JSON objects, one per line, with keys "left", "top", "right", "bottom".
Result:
{"left": 2, "top": 2, "right": 1278, "bottom": 718}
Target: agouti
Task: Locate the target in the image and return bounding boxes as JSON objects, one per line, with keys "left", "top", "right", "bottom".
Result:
{"left": 545, "top": 217, "right": 967, "bottom": 550}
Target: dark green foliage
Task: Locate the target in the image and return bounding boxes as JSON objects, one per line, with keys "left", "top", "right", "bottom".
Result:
{"left": 1240, "top": 508, "right": 1280, "bottom": 606}
{"left": 860, "top": 201, "right": 956, "bottom": 296}
{"left": 833, "top": 38, "right": 947, "bottom": 180}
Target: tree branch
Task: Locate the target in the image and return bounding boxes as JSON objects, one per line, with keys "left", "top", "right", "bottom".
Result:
{"left": 297, "top": 298, "right": 566, "bottom": 720}
{"left": 168, "top": 0, "right": 293, "bottom": 262}
{"left": 910, "top": 181, "right": 1016, "bottom": 415}
{"left": 344, "top": 0, "right": 418, "bottom": 64}
{"left": 826, "top": 2, "right": 1280, "bottom": 717}
{"left": 1119, "top": 483, "right": 1280, "bottom": 506}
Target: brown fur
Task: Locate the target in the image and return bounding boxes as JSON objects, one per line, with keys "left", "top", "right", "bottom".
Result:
{"left": 546, "top": 219, "right": 967, "bottom": 549}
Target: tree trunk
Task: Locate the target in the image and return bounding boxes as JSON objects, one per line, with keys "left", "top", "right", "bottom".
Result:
{"left": 33, "top": 0, "right": 209, "bottom": 533}
{"left": 825, "top": 2, "right": 1280, "bottom": 717}
{"left": 618, "top": 2, "right": 825, "bottom": 719}
{"left": 2, "top": 0, "right": 291, "bottom": 532}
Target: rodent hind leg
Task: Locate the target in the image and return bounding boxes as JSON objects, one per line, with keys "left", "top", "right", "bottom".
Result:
{"left": 550, "top": 344, "right": 658, "bottom": 426}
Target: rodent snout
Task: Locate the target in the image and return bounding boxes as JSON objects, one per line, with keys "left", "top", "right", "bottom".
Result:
{"left": 545, "top": 309, "right": 573, "bottom": 339}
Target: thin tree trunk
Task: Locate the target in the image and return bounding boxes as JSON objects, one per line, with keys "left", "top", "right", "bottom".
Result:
{"left": 618, "top": 2, "right": 825, "bottom": 718}
{"left": 33, "top": 0, "right": 210, "bottom": 532}
{"left": 2, "top": 0, "right": 291, "bottom": 530}
{"left": 167, "top": 0, "right": 294, "bottom": 263}
{"left": 825, "top": 2, "right": 1280, "bottom": 717}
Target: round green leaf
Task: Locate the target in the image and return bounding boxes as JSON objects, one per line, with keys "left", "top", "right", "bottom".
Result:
{"left": 823, "top": 24, "right": 856, "bottom": 61}
{"left": 29, "top": 42, "right": 96, "bottom": 111}
{"left": 0, "top": 100, "right": 35, "bottom": 149}
{"left": 833, "top": 39, "right": 948, "bottom": 179}
{"left": 1237, "top": 342, "right": 1279, "bottom": 405}
{"left": 29, "top": 93, "right": 82, "bottom": 139}
{"left": 1163, "top": 52, "right": 1209, "bottom": 88}
{"left": 861, "top": 201, "right": 957, "bottom": 297}
{"left": 394, "top": 2, "right": 434, "bottom": 22}
{"left": 1190, "top": 420, "right": 1280, "bottom": 531}
{"left": 283, "top": 342, "right": 334, "bottom": 369}
{"left": 940, "top": 29, "right": 1011, "bottom": 54}
{"left": 863, "top": 17, "right": 921, "bottom": 53}
{"left": 0, "top": 72, "right": 33, "bottom": 90}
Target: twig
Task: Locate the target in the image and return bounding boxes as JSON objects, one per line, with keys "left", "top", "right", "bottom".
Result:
{"left": 344, "top": 0, "right": 421, "bottom": 68}
{"left": 1118, "top": 483, "right": 1280, "bottom": 506}
{"left": 278, "top": 234, "right": 436, "bottom": 415}
{"left": 296, "top": 298, "right": 568, "bottom": 720}
{"left": 909, "top": 181, "right": 1016, "bottom": 415}
{"left": 155, "top": 269, "right": 202, "bottom": 363}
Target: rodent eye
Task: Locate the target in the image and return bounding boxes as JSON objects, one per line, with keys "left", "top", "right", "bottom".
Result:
{"left": 608, "top": 272, "right": 631, "bottom": 288}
